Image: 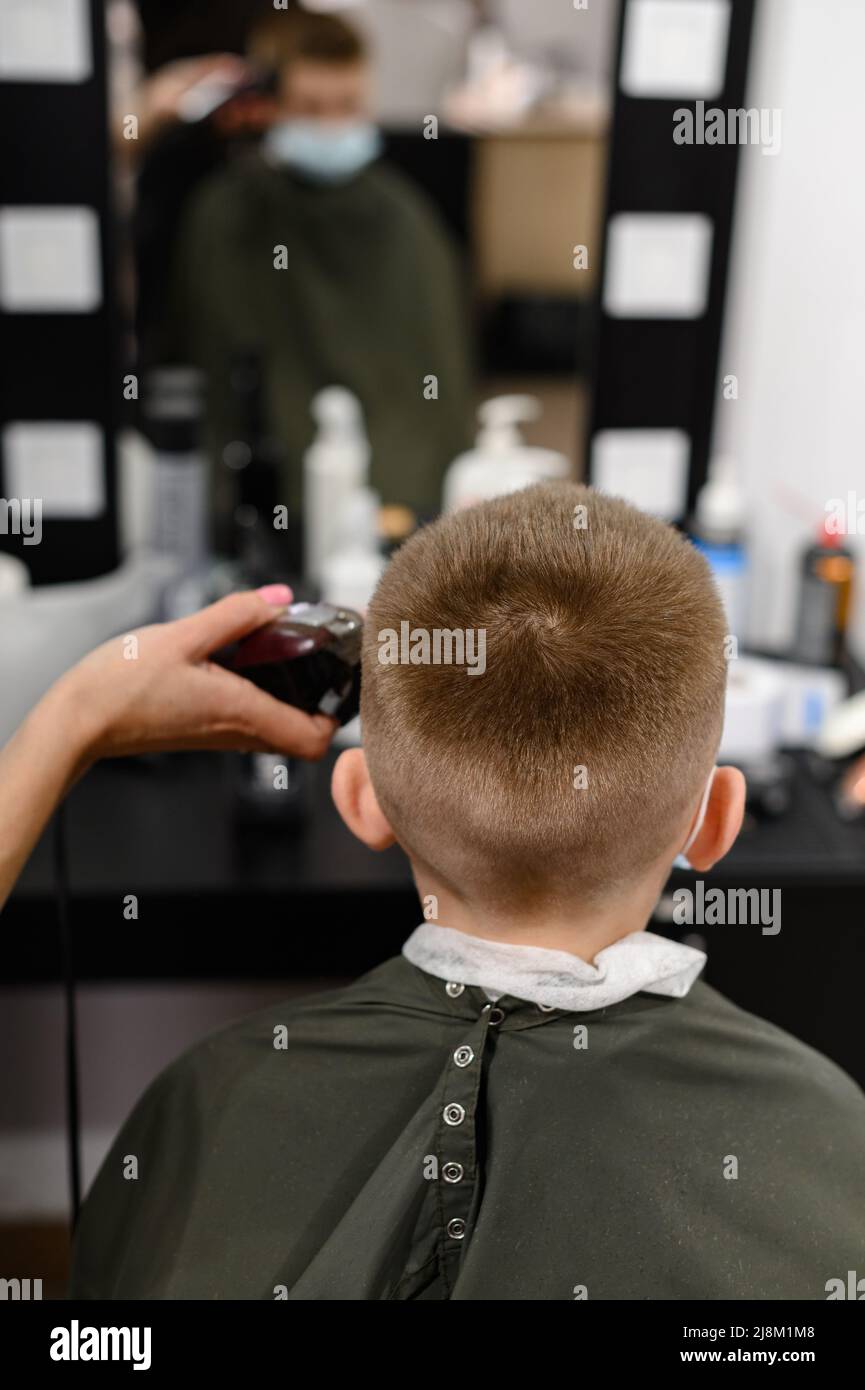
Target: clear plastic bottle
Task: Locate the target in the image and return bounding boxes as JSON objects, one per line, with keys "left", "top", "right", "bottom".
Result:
{"left": 692, "top": 455, "right": 749, "bottom": 643}
{"left": 303, "top": 387, "right": 370, "bottom": 587}
{"left": 319, "top": 487, "right": 385, "bottom": 613}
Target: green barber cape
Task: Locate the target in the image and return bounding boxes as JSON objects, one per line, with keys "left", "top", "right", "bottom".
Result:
{"left": 163, "top": 153, "right": 474, "bottom": 522}
{"left": 69, "top": 955, "right": 865, "bottom": 1301}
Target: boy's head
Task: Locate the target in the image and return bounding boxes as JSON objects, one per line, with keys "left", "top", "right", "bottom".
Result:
{"left": 248, "top": 7, "right": 370, "bottom": 123}
{"left": 334, "top": 483, "right": 739, "bottom": 915}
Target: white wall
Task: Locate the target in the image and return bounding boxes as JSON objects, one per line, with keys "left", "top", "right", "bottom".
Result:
{"left": 716, "top": 0, "right": 865, "bottom": 658}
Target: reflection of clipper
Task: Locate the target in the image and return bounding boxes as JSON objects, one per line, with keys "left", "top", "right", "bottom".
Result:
{"left": 215, "top": 602, "right": 363, "bottom": 725}
{"left": 177, "top": 68, "right": 278, "bottom": 124}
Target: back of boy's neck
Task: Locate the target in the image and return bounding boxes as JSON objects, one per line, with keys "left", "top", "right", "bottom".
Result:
{"left": 417, "top": 883, "right": 663, "bottom": 962}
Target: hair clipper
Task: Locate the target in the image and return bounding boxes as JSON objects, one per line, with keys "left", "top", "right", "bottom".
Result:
{"left": 214, "top": 601, "right": 363, "bottom": 725}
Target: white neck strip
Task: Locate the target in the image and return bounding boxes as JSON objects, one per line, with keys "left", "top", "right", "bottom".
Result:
{"left": 402, "top": 923, "right": 705, "bottom": 1013}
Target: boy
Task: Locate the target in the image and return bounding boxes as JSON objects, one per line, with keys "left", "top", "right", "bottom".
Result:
{"left": 70, "top": 484, "right": 865, "bottom": 1300}
{"left": 162, "top": 5, "right": 472, "bottom": 526}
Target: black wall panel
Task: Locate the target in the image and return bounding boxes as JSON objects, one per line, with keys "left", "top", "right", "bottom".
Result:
{"left": 588, "top": 0, "right": 756, "bottom": 518}
{"left": 0, "top": 0, "right": 120, "bottom": 583}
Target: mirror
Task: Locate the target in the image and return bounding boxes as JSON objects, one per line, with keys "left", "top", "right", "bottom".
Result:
{"left": 107, "top": 0, "right": 617, "bottom": 601}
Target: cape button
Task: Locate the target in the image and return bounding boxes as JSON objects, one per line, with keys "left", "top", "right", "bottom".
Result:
{"left": 442, "top": 1161, "right": 465, "bottom": 1184}
{"left": 447, "top": 1218, "right": 467, "bottom": 1240}
{"left": 443, "top": 1102, "right": 466, "bottom": 1126}
{"left": 445, "top": 981, "right": 465, "bottom": 998}
{"left": 453, "top": 1045, "right": 474, "bottom": 1067}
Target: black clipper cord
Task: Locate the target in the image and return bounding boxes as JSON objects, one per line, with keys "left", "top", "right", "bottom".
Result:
{"left": 54, "top": 802, "right": 81, "bottom": 1226}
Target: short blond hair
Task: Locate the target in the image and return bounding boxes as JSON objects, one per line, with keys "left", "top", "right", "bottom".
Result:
{"left": 361, "top": 483, "right": 727, "bottom": 908}
{"left": 247, "top": 7, "right": 366, "bottom": 73}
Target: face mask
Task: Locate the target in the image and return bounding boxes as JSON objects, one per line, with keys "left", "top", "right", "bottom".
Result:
{"left": 673, "top": 766, "right": 717, "bottom": 870}
{"left": 262, "top": 119, "right": 382, "bottom": 183}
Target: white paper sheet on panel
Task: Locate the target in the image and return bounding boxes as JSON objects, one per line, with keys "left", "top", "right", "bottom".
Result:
{"left": 0, "top": 0, "right": 92, "bottom": 83}
{"left": 604, "top": 212, "right": 713, "bottom": 318}
{"left": 0, "top": 206, "right": 101, "bottom": 312}
{"left": 3, "top": 421, "right": 105, "bottom": 518}
{"left": 620, "top": 0, "right": 731, "bottom": 99}
{"left": 592, "top": 428, "right": 690, "bottom": 522}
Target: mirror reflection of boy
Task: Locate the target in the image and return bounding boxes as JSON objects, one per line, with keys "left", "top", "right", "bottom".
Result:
{"left": 161, "top": 6, "right": 473, "bottom": 536}
{"left": 70, "top": 484, "right": 865, "bottom": 1300}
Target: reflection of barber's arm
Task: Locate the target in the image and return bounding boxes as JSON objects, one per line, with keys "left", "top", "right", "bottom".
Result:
{"left": 113, "top": 55, "right": 250, "bottom": 164}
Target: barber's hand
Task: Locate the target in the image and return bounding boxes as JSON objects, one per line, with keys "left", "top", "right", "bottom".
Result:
{"left": 53, "top": 587, "right": 336, "bottom": 766}
{"left": 141, "top": 53, "right": 249, "bottom": 129}
{"left": 115, "top": 54, "right": 251, "bottom": 158}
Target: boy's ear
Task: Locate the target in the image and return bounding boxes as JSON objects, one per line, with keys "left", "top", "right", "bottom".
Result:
{"left": 331, "top": 748, "right": 396, "bottom": 851}
{"left": 684, "top": 765, "right": 746, "bottom": 872}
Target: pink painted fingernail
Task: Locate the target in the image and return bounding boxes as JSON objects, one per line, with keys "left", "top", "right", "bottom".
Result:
{"left": 257, "top": 583, "right": 293, "bottom": 606}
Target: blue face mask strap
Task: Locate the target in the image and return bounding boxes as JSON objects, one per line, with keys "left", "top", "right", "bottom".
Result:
{"left": 674, "top": 765, "right": 717, "bottom": 870}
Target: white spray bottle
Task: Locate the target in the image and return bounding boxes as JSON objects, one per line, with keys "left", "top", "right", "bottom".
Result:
{"left": 304, "top": 387, "right": 370, "bottom": 587}
{"left": 320, "top": 486, "right": 386, "bottom": 614}
{"left": 442, "top": 394, "right": 569, "bottom": 512}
